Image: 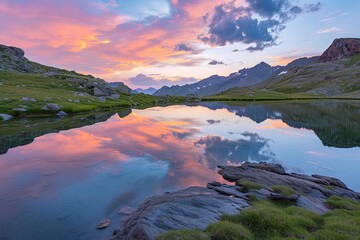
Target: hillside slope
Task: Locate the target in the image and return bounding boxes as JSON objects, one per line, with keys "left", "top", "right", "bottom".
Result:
{"left": 0, "top": 44, "right": 155, "bottom": 117}
{"left": 214, "top": 38, "right": 360, "bottom": 99}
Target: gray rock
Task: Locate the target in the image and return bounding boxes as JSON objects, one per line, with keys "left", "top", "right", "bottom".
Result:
{"left": 111, "top": 187, "right": 249, "bottom": 240}
{"left": 94, "top": 87, "right": 106, "bottom": 96}
{"left": 118, "top": 206, "right": 135, "bottom": 215}
{"left": 56, "top": 111, "right": 68, "bottom": 118}
{"left": 12, "top": 108, "right": 26, "bottom": 112}
{"left": 0, "top": 113, "right": 13, "bottom": 121}
{"left": 42, "top": 103, "right": 61, "bottom": 112}
{"left": 108, "top": 94, "right": 120, "bottom": 99}
{"left": 96, "top": 219, "right": 111, "bottom": 230}
{"left": 98, "top": 97, "right": 106, "bottom": 102}
{"left": 74, "top": 100, "right": 80, "bottom": 103}
{"left": 218, "top": 163, "right": 360, "bottom": 201}
{"left": 22, "top": 97, "right": 36, "bottom": 102}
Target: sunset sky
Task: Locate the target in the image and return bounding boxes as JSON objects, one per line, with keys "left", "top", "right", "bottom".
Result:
{"left": 1, "top": 0, "right": 359, "bottom": 88}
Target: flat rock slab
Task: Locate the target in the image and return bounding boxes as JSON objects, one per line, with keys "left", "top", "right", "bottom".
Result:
{"left": 218, "top": 162, "right": 360, "bottom": 201}
{"left": 111, "top": 187, "right": 249, "bottom": 240}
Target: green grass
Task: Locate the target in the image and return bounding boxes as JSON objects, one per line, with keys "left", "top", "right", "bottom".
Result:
{"left": 206, "top": 221, "right": 254, "bottom": 240}
{"left": 326, "top": 196, "right": 360, "bottom": 211}
{"left": 236, "top": 180, "right": 263, "bottom": 192}
{"left": 157, "top": 196, "right": 360, "bottom": 240}
{"left": 156, "top": 229, "right": 210, "bottom": 240}
{"left": 271, "top": 185, "right": 298, "bottom": 197}
{"left": 0, "top": 71, "right": 160, "bottom": 116}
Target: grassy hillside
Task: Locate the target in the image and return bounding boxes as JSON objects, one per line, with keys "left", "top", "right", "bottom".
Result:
{"left": 0, "top": 71, "right": 187, "bottom": 117}
{"left": 209, "top": 55, "right": 360, "bottom": 100}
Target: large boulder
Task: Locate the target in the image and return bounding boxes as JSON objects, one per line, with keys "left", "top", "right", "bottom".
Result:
{"left": 318, "top": 38, "right": 360, "bottom": 62}
{"left": 111, "top": 187, "right": 249, "bottom": 240}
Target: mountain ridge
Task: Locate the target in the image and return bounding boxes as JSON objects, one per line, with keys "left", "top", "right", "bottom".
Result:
{"left": 154, "top": 57, "right": 319, "bottom": 97}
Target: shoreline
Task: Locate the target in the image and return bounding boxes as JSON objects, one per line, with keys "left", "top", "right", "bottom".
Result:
{"left": 2, "top": 97, "right": 360, "bottom": 121}
{"left": 109, "top": 162, "right": 360, "bottom": 240}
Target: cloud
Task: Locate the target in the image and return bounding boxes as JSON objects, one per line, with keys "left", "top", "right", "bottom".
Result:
{"left": 208, "top": 60, "right": 224, "bottom": 65}
{"left": 174, "top": 43, "right": 194, "bottom": 52}
{"left": 128, "top": 73, "right": 198, "bottom": 87}
{"left": 199, "top": 0, "right": 321, "bottom": 51}
{"left": 316, "top": 27, "right": 342, "bottom": 34}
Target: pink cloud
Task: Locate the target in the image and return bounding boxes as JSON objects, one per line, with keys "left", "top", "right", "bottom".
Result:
{"left": 0, "top": 0, "right": 243, "bottom": 79}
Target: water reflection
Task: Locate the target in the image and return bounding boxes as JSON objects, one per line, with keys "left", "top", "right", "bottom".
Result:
{"left": 198, "top": 100, "right": 360, "bottom": 148}
{"left": 0, "top": 101, "right": 359, "bottom": 240}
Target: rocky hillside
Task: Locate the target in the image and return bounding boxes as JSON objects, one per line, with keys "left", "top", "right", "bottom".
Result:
{"left": 216, "top": 38, "right": 360, "bottom": 99}
{"left": 154, "top": 57, "right": 318, "bottom": 97}
{"left": 0, "top": 44, "right": 152, "bottom": 117}
{"left": 318, "top": 38, "right": 360, "bottom": 62}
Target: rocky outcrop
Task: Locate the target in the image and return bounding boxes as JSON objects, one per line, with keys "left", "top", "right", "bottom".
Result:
{"left": 218, "top": 163, "right": 360, "bottom": 201}
{"left": 318, "top": 38, "right": 360, "bottom": 63}
{"left": 111, "top": 187, "right": 249, "bottom": 240}
{"left": 111, "top": 162, "right": 360, "bottom": 240}
{"left": 0, "top": 44, "right": 120, "bottom": 98}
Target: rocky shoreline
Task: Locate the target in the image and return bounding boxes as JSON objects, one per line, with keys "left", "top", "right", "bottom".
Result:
{"left": 110, "top": 162, "right": 360, "bottom": 240}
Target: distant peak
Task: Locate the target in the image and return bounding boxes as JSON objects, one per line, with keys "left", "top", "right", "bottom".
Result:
{"left": 318, "top": 38, "right": 360, "bottom": 63}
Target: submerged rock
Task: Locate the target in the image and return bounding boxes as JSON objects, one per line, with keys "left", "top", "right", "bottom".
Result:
{"left": 96, "top": 219, "right": 111, "bottom": 230}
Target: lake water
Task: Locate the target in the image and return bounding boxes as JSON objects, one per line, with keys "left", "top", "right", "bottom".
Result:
{"left": 0, "top": 100, "right": 359, "bottom": 240}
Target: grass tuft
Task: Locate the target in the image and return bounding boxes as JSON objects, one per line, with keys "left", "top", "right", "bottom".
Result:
{"left": 206, "top": 221, "right": 254, "bottom": 240}
{"left": 236, "top": 180, "right": 263, "bottom": 192}
{"left": 156, "top": 229, "right": 209, "bottom": 240}
{"left": 271, "top": 185, "right": 298, "bottom": 196}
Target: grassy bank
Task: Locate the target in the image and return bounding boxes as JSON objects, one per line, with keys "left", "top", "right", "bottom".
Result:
{"left": 0, "top": 71, "right": 184, "bottom": 117}
{"left": 157, "top": 192, "right": 360, "bottom": 240}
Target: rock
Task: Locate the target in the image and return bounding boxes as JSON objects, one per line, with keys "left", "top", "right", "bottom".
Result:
{"left": 74, "top": 100, "right": 80, "bottom": 103}
{"left": 98, "top": 97, "right": 107, "bottom": 102}
{"left": 218, "top": 162, "right": 360, "bottom": 201}
{"left": 118, "top": 206, "right": 135, "bottom": 215}
{"left": 0, "top": 113, "right": 13, "bottom": 121}
{"left": 56, "top": 111, "right": 68, "bottom": 118}
{"left": 12, "top": 108, "right": 26, "bottom": 112}
{"left": 68, "top": 99, "right": 73, "bottom": 102}
{"left": 108, "top": 94, "right": 120, "bottom": 99}
{"left": 96, "top": 219, "right": 111, "bottom": 230}
{"left": 22, "top": 97, "right": 36, "bottom": 102}
{"left": 111, "top": 187, "right": 249, "bottom": 240}
{"left": 94, "top": 87, "right": 106, "bottom": 96}
{"left": 116, "top": 83, "right": 131, "bottom": 94}
{"left": 110, "top": 163, "right": 360, "bottom": 240}
{"left": 42, "top": 103, "right": 61, "bottom": 112}
{"left": 318, "top": 38, "right": 360, "bottom": 63}
{"left": 207, "top": 182, "right": 248, "bottom": 199}
{"left": 269, "top": 193, "right": 300, "bottom": 201}
{"left": 113, "top": 229, "right": 120, "bottom": 236}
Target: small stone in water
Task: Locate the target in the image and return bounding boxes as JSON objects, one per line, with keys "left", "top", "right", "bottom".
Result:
{"left": 96, "top": 219, "right": 111, "bottom": 230}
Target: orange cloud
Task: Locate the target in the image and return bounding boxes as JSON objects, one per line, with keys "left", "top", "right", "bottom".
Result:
{"left": 0, "top": 0, "right": 244, "bottom": 78}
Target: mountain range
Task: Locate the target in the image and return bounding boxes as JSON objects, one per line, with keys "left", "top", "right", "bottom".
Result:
{"left": 154, "top": 38, "right": 360, "bottom": 98}
{"left": 154, "top": 57, "right": 319, "bottom": 97}
{"left": 132, "top": 87, "right": 158, "bottom": 95}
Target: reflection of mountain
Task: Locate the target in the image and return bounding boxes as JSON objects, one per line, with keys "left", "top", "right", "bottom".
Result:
{"left": 0, "top": 111, "right": 123, "bottom": 154}
{"left": 195, "top": 133, "right": 275, "bottom": 169}
{"left": 197, "top": 101, "right": 360, "bottom": 148}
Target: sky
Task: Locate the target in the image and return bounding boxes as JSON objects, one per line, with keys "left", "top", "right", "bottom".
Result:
{"left": 0, "top": 0, "right": 359, "bottom": 88}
